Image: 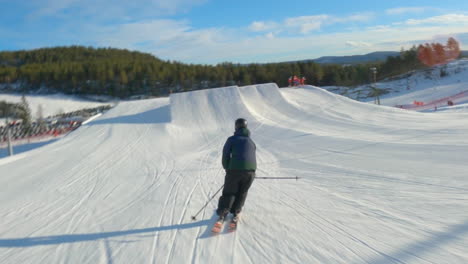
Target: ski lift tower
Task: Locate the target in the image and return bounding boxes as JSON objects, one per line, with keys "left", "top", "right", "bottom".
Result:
{"left": 370, "top": 67, "right": 380, "bottom": 105}
{"left": 5, "top": 116, "right": 14, "bottom": 156}
{"left": 4, "top": 77, "right": 14, "bottom": 156}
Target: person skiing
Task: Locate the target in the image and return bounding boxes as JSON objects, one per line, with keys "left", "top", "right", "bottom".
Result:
{"left": 216, "top": 118, "right": 256, "bottom": 221}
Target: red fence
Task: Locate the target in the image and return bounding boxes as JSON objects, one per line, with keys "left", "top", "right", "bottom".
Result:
{"left": 0, "top": 125, "right": 78, "bottom": 147}
{"left": 396, "top": 90, "right": 468, "bottom": 111}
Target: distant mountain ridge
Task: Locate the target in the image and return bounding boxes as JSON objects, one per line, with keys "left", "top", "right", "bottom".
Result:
{"left": 312, "top": 51, "right": 400, "bottom": 64}
{"left": 307, "top": 50, "right": 468, "bottom": 65}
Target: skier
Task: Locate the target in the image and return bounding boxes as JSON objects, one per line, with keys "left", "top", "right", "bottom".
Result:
{"left": 301, "top": 76, "right": 306, "bottom": 85}
{"left": 216, "top": 118, "right": 256, "bottom": 221}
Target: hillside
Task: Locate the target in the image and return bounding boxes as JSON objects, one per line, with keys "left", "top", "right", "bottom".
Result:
{"left": 326, "top": 58, "right": 468, "bottom": 108}
{"left": 310, "top": 51, "right": 400, "bottom": 64}
{"left": 0, "top": 83, "right": 467, "bottom": 263}
{"left": 311, "top": 50, "right": 468, "bottom": 65}
{"left": 0, "top": 46, "right": 426, "bottom": 97}
{"left": 0, "top": 93, "right": 112, "bottom": 120}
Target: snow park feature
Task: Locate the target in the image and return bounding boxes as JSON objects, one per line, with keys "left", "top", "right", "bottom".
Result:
{"left": 0, "top": 83, "right": 468, "bottom": 263}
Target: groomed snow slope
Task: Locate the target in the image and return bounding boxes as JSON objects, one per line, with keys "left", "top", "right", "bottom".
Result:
{"left": 1, "top": 84, "right": 467, "bottom": 264}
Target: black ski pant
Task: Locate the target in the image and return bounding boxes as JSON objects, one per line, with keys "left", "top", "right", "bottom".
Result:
{"left": 217, "top": 170, "right": 255, "bottom": 216}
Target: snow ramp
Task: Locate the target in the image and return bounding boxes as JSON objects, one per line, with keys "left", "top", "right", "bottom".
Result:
{"left": 239, "top": 84, "right": 467, "bottom": 145}
{"left": 170, "top": 85, "right": 252, "bottom": 130}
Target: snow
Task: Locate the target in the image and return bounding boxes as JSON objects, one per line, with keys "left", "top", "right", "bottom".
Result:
{"left": 0, "top": 138, "right": 60, "bottom": 159}
{"left": 0, "top": 93, "right": 113, "bottom": 121}
{"left": 0, "top": 93, "right": 114, "bottom": 154}
{"left": 377, "top": 59, "right": 468, "bottom": 106}
{"left": 326, "top": 59, "right": 468, "bottom": 110}
{"left": 0, "top": 81, "right": 467, "bottom": 263}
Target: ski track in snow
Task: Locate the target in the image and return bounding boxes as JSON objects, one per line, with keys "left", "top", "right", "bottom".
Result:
{"left": 1, "top": 84, "right": 468, "bottom": 263}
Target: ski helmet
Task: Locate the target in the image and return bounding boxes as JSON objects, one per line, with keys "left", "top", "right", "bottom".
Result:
{"left": 235, "top": 118, "right": 247, "bottom": 129}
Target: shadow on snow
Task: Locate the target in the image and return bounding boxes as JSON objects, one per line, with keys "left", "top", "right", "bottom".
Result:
{"left": 0, "top": 214, "right": 220, "bottom": 248}
{"left": 366, "top": 219, "right": 468, "bottom": 264}
{"left": 0, "top": 139, "right": 60, "bottom": 159}
{"left": 90, "top": 105, "right": 171, "bottom": 125}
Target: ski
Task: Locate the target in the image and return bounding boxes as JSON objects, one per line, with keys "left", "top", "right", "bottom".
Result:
{"left": 211, "top": 216, "right": 226, "bottom": 234}
{"left": 228, "top": 215, "right": 239, "bottom": 232}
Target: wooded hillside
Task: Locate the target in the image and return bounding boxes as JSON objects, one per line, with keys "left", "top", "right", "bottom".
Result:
{"left": 0, "top": 45, "right": 428, "bottom": 97}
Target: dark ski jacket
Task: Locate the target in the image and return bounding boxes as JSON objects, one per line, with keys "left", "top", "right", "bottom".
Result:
{"left": 222, "top": 127, "right": 257, "bottom": 171}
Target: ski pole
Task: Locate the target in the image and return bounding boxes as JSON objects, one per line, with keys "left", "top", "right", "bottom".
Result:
{"left": 255, "top": 176, "right": 300, "bottom": 180}
{"left": 191, "top": 184, "right": 224, "bottom": 221}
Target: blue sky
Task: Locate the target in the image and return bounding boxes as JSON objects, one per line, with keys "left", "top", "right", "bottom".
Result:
{"left": 1, "top": 0, "right": 468, "bottom": 64}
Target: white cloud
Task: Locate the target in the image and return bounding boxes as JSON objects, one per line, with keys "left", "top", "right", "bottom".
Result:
{"left": 265, "top": 32, "right": 275, "bottom": 39}
{"left": 341, "top": 13, "right": 375, "bottom": 22}
{"left": 92, "top": 19, "right": 227, "bottom": 61}
{"left": 345, "top": 41, "right": 372, "bottom": 48}
{"left": 405, "top": 14, "right": 468, "bottom": 25}
{"left": 366, "top": 25, "right": 393, "bottom": 32}
{"left": 281, "top": 13, "right": 374, "bottom": 34}
{"left": 248, "top": 21, "right": 278, "bottom": 32}
{"left": 386, "top": 7, "right": 430, "bottom": 15}
{"left": 285, "top": 15, "right": 328, "bottom": 34}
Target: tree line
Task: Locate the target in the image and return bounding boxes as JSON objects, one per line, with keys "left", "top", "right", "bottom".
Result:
{"left": 0, "top": 96, "right": 33, "bottom": 132}
{"left": 417, "top": 37, "right": 461, "bottom": 67}
{"left": 0, "top": 44, "right": 439, "bottom": 98}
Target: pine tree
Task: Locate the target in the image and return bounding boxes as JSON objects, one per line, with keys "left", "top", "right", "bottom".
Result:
{"left": 19, "top": 95, "right": 33, "bottom": 136}
{"left": 36, "top": 104, "right": 47, "bottom": 131}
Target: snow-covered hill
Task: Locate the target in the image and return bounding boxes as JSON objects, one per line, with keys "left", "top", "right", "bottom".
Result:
{"left": 0, "top": 83, "right": 467, "bottom": 263}
{"left": 326, "top": 58, "right": 468, "bottom": 110}
{"left": 0, "top": 93, "right": 113, "bottom": 120}
{"left": 376, "top": 59, "right": 468, "bottom": 108}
